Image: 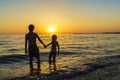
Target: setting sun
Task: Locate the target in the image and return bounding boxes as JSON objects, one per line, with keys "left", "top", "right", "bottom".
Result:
{"left": 49, "top": 26, "right": 55, "bottom": 33}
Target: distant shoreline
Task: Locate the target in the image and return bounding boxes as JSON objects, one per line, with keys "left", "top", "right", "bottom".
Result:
{"left": 73, "top": 32, "right": 120, "bottom": 34}
{"left": 0, "top": 32, "right": 120, "bottom": 35}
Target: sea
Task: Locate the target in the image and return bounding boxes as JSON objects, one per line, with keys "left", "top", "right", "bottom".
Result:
{"left": 0, "top": 34, "right": 120, "bottom": 80}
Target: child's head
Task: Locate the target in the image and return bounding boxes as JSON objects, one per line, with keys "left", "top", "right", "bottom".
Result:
{"left": 52, "top": 34, "right": 57, "bottom": 40}
{"left": 29, "top": 24, "right": 34, "bottom": 32}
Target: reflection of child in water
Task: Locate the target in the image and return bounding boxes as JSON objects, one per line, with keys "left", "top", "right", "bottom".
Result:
{"left": 45, "top": 34, "right": 60, "bottom": 64}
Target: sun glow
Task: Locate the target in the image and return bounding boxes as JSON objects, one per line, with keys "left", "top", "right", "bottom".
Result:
{"left": 49, "top": 26, "right": 55, "bottom": 33}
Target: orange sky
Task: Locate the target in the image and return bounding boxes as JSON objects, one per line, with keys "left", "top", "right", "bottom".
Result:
{"left": 0, "top": 0, "right": 120, "bottom": 34}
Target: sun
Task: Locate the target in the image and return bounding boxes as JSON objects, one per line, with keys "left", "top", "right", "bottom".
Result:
{"left": 49, "top": 26, "right": 55, "bottom": 33}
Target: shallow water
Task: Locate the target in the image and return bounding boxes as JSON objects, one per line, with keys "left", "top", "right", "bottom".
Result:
{"left": 0, "top": 34, "right": 120, "bottom": 79}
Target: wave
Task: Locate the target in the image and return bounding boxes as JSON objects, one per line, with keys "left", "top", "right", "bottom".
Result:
{"left": 67, "top": 46, "right": 89, "bottom": 49}
{"left": 7, "top": 49, "right": 21, "bottom": 52}
{"left": 1, "top": 49, "right": 22, "bottom": 53}
{"left": 0, "top": 52, "right": 77, "bottom": 65}
{"left": 105, "top": 49, "right": 120, "bottom": 53}
{"left": 3, "top": 49, "right": 119, "bottom": 65}
{"left": 0, "top": 54, "right": 28, "bottom": 64}
{"left": 0, "top": 43, "right": 5, "bottom": 45}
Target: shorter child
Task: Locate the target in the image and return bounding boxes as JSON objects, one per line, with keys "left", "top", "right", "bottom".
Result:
{"left": 46, "top": 34, "right": 60, "bottom": 64}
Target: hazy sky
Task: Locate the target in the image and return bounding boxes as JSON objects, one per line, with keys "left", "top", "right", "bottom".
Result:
{"left": 0, "top": 0, "right": 120, "bottom": 34}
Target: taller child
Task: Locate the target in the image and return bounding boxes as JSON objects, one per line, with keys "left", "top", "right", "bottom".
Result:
{"left": 25, "top": 24, "right": 45, "bottom": 70}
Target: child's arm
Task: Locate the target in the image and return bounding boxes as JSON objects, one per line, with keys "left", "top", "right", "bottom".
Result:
{"left": 36, "top": 34, "right": 46, "bottom": 48}
{"left": 25, "top": 35, "right": 27, "bottom": 54}
{"left": 57, "top": 41, "right": 60, "bottom": 55}
{"left": 46, "top": 42, "right": 52, "bottom": 47}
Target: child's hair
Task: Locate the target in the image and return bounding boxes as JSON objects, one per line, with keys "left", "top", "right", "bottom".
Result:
{"left": 29, "top": 24, "right": 34, "bottom": 31}
{"left": 52, "top": 34, "right": 57, "bottom": 40}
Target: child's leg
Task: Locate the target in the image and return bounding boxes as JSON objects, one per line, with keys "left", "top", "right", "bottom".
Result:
{"left": 29, "top": 56, "right": 33, "bottom": 70}
{"left": 53, "top": 53, "right": 56, "bottom": 63}
{"left": 49, "top": 53, "right": 52, "bottom": 64}
{"left": 53, "top": 62, "right": 56, "bottom": 71}
{"left": 36, "top": 56, "right": 40, "bottom": 70}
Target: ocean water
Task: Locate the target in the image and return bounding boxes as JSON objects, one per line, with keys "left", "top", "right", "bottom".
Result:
{"left": 0, "top": 34, "right": 120, "bottom": 79}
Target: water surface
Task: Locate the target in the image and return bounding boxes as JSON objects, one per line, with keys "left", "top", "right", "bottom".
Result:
{"left": 0, "top": 34, "right": 120, "bottom": 79}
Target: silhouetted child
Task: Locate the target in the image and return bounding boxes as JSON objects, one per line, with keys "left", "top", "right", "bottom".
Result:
{"left": 25, "top": 24, "right": 45, "bottom": 71}
{"left": 46, "top": 34, "right": 60, "bottom": 64}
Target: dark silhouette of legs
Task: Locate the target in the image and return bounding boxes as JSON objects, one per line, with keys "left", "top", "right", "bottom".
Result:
{"left": 53, "top": 54, "right": 56, "bottom": 63}
{"left": 49, "top": 52, "right": 56, "bottom": 64}
{"left": 29, "top": 56, "right": 33, "bottom": 70}
{"left": 29, "top": 55, "right": 40, "bottom": 70}
{"left": 53, "top": 62, "right": 56, "bottom": 71}
{"left": 49, "top": 53, "right": 52, "bottom": 64}
{"left": 36, "top": 56, "right": 40, "bottom": 70}
{"left": 28, "top": 46, "right": 40, "bottom": 70}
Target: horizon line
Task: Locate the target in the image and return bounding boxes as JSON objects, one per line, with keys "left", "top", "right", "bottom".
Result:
{"left": 0, "top": 31, "right": 120, "bottom": 35}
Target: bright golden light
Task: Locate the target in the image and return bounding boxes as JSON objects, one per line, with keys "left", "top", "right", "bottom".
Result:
{"left": 49, "top": 26, "right": 55, "bottom": 33}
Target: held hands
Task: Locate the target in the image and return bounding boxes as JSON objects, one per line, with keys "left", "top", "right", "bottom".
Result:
{"left": 43, "top": 43, "right": 47, "bottom": 48}
{"left": 43, "top": 44, "right": 48, "bottom": 48}
{"left": 43, "top": 44, "right": 46, "bottom": 48}
{"left": 45, "top": 45, "right": 47, "bottom": 48}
